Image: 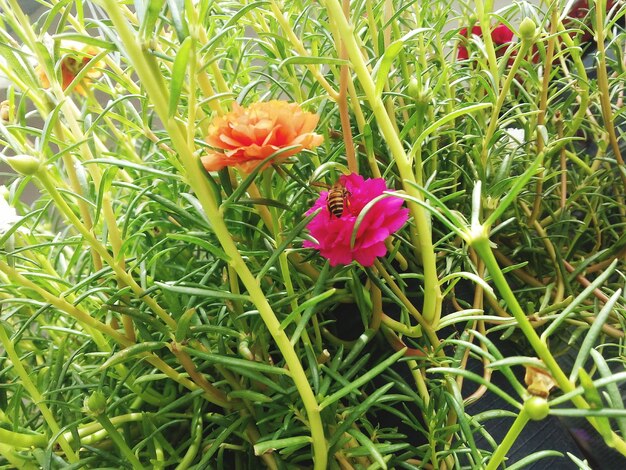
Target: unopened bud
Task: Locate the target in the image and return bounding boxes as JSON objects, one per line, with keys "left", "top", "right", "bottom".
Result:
{"left": 519, "top": 17, "right": 537, "bottom": 42}
{"left": 85, "top": 391, "right": 107, "bottom": 415}
{"left": 0, "top": 100, "right": 10, "bottom": 122}
{"left": 483, "top": 196, "right": 499, "bottom": 212}
{"left": 4, "top": 154, "right": 41, "bottom": 176}
{"left": 407, "top": 78, "right": 432, "bottom": 108}
{"left": 407, "top": 78, "right": 419, "bottom": 98}
{"left": 524, "top": 395, "right": 549, "bottom": 421}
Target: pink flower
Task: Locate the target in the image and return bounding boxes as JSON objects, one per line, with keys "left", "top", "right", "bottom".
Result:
{"left": 303, "top": 174, "right": 409, "bottom": 267}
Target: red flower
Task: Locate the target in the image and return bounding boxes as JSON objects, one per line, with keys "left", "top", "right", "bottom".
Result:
{"left": 563, "top": 0, "right": 617, "bottom": 43}
{"left": 201, "top": 101, "right": 323, "bottom": 173}
{"left": 457, "top": 25, "right": 482, "bottom": 60}
{"left": 491, "top": 23, "right": 515, "bottom": 44}
{"left": 457, "top": 23, "right": 514, "bottom": 61}
{"left": 303, "top": 174, "right": 409, "bottom": 267}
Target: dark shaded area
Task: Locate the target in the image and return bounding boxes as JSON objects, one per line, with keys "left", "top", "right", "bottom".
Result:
{"left": 327, "top": 260, "right": 626, "bottom": 470}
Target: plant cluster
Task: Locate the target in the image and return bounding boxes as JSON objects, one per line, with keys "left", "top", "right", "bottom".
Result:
{"left": 0, "top": 0, "right": 625, "bottom": 469}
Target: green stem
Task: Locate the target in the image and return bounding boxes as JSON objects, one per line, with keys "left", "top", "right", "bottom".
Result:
{"left": 0, "top": 442, "right": 39, "bottom": 470}
{"left": 381, "top": 313, "right": 421, "bottom": 337}
{"left": 471, "top": 234, "right": 570, "bottom": 386}
{"left": 474, "top": 0, "right": 499, "bottom": 84}
{"left": 268, "top": 0, "right": 339, "bottom": 100}
{"left": 95, "top": 413, "right": 144, "bottom": 469}
{"left": 170, "top": 342, "right": 230, "bottom": 408}
{"left": 99, "top": 2, "right": 327, "bottom": 467}
{"left": 0, "top": 326, "right": 78, "bottom": 462}
{"left": 594, "top": 0, "right": 626, "bottom": 191}
{"left": 264, "top": 173, "right": 313, "bottom": 348}
{"left": 528, "top": 6, "right": 559, "bottom": 225}
{"left": 35, "top": 170, "right": 176, "bottom": 330}
{"left": 337, "top": 0, "right": 359, "bottom": 175}
{"left": 374, "top": 260, "right": 441, "bottom": 349}
{"left": 184, "top": 5, "right": 224, "bottom": 115}
{"left": 484, "top": 406, "right": 530, "bottom": 470}
{"left": 407, "top": 359, "right": 430, "bottom": 408}
{"left": 175, "top": 410, "right": 202, "bottom": 470}
{"left": 63, "top": 412, "right": 146, "bottom": 444}
{"left": 0, "top": 259, "right": 131, "bottom": 346}
{"left": 481, "top": 38, "right": 532, "bottom": 169}
{"left": 471, "top": 232, "right": 626, "bottom": 456}
{"left": 6, "top": 0, "right": 130, "bottom": 274}
{"left": 0, "top": 262, "right": 224, "bottom": 407}
{"left": 322, "top": 0, "right": 442, "bottom": 326}
{"left": 554, "top": 20, "right": 589, "bottom": 136}
{"left": 0, "top": 426, "right": 47, "bottom": 448}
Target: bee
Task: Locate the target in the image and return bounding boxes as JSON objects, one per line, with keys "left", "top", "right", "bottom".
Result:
{"left": 327, "top": 182, "right": 350, "bottom": 218}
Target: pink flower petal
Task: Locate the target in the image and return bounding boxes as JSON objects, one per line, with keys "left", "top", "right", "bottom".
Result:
{"left": 354, "top": 242, "right": 388, "bottom": 267}
{"left": 304, "top": 174, "right": 408, "bottom": 267}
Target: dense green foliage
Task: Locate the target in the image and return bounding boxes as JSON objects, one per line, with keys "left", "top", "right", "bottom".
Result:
{"left": 0, "top": 0, "right": 625, "bottom": 468}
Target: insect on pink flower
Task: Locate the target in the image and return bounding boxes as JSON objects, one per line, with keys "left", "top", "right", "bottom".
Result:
{"left": 303, "top": 173, "right": 409, "bottom": 267}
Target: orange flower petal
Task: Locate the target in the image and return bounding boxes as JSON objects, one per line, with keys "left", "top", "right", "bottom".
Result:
{"left": 61, "top": 64, "right": 77, "bottom": 90}
{"left": 243, "top": 143, "right": 281, "bottom": 159}
{"left": 218, "top": 133, "right": 245, "bottom": 149}
{"left": 230, "top": 125, "right": 255, "bottom": 146}
{"left": 201, "top": 152, "right": 232, "bottom": 172}
{"left": 35, "top": 40, "right": 106, "bottom": 95}
{"left": 35, "top": 65, "right": 51, "bottom": 89}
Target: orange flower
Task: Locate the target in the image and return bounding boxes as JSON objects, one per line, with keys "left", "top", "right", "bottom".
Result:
{"left": 37, "top": 40, "right": 104, "bottom": 95}
{"left": 201, "top": 101, "right": 323, "bottom": 172}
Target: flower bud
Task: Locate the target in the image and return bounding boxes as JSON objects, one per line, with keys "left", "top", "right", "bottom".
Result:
{"left": 483, "top": 196, "right": 499, "bottom": 212}
{"left": 524, "top": 395, "right": 549, "bottom": 420}
{"left": 0, "top": 100, "right": 10, "bottom": 122}
{"left": 84, "top": 391, "right": 107, "bottom": 415}
{"left": 407, "top": 78, "right": 432, "bottom": 107}
{"left": 519, "top": 17, "right": 537, "bottom": 42}
{"left": 4, "top": 155, "right": 41, "bottom": 176}
{"left": 407, "top": 78, "right": 419, "bottom": 98}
